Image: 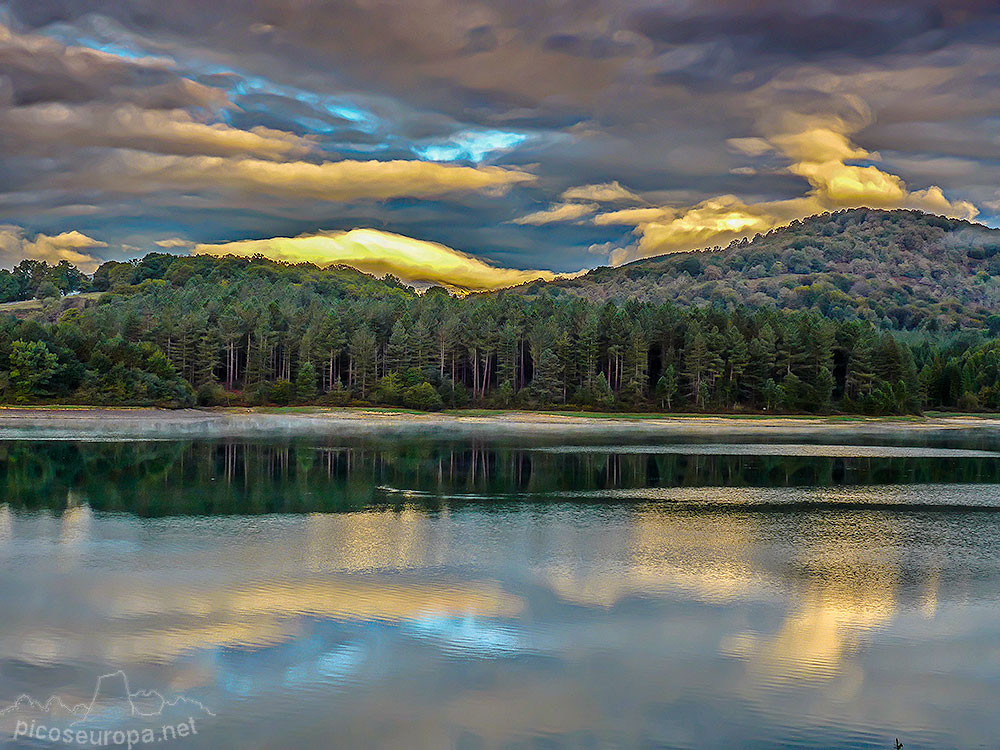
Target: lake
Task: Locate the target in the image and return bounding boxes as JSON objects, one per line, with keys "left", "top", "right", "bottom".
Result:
{"left": 2, "top": 431, "right": 999, "bottom": 749}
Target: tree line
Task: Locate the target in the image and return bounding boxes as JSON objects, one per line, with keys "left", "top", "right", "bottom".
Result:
{"left": 0, "top": 252, "right": 998, "bottom": 414}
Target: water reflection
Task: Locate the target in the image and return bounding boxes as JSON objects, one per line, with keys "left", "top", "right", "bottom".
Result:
{"left": 1, "top": 437, "right": 999, "bottom": 747}
{"left": 5, "top": 438, "right": 1000, "bottom": 516}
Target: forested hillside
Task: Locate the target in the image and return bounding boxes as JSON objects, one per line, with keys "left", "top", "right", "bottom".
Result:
{"left": 1, "top": 248, "right": 999, "bottom": 414}
{"left": 516, "top": 209, "right": 1000, "bottom": 331}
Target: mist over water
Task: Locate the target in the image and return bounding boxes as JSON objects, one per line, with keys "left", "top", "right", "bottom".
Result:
{"left": 1, "top": 433, "right": 999, "bottom": 748}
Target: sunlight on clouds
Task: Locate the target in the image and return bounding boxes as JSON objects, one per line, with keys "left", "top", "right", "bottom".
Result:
{"left": 726, "top": 137, "right": 774, "bottom": 157}
{"left": 154, "top": 237, "right": 194, "bottom": 249}
{"left": 513, "top": 202, "right": 599, "bottom": 225}
{"left": 514, "top": 183, "right": 643, "bottom": 226}
{"left": 560, "top": 181, "right": 642, "bottom": 203}
{"left": 607, "top": 119, "right": 979, "bottom": 262}
{"left": 98, "top": 152, "right": 536, "bottom": 202}
{"left": 194, "top": 228, "right": 566, "bottom": 292}
{"left": 0, "top": 227, "right": 107, "bottom": 273}
{"left": 0, "top": 104, "right": 313, "bottom": 160}
{"left": 593, "top": 207, "right": 673, "bottom": 226}
{"left": 612, "top": 196, "right": 789, "bottom": 264}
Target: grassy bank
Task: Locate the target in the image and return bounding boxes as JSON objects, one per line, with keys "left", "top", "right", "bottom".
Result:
{"left": 0, "top": 404, "right": 940, "bottom": 421}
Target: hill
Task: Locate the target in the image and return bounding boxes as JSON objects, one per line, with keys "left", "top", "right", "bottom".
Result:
{"left": 513, "top": 209, "right": 1000, "bottom": 332}
{"left": 1, "top": 212, "right": 1000, "bottom": 415}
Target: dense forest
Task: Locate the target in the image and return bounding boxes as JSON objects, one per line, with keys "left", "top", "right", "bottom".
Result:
{"left": 1, "top": 209, "right": 1000, "bottom": 415}
{"left": 519, "top": 208, "right": 1000, "bottom": 331}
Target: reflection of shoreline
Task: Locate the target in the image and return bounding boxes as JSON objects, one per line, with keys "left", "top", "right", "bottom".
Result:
{"left": 1, "top": 407, "right": 1000, "bottom": 440}
{"left": 8, "top": 437, "right": 1000, "bottom": 519}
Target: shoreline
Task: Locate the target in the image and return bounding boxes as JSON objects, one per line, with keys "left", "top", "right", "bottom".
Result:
{"left": 1, "top": 406, "right": 999, "bottom": 440}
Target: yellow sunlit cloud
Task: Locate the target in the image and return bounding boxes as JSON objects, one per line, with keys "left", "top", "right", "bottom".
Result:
{"left": 99, "top": 152, "right": 536, "bottom": 203}
{"left": 560, "top": 181, "right": 643, "bottom": 203}
{"left": 154, "top": 237, "right": 194, "bottom": 249}
{"left": 593, "top": 207, "right": 673, "bottom": 226}
{"left": 0, "top": 227, "right": 107, "bottom": 273}
{"left": 194, "top": 228, "right": 567, "bottom": 292}
{"left": 513, "top": 201, "right": 599, "bottom": 225}
{"left": 1, "top": 104, "right": 313, "bottom": 160}
{"left": 606, "top": 120, "right": 979, "bottom": 262}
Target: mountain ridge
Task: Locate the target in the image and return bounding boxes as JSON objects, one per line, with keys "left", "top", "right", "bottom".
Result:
{"left": 510, "top": 208, "right": 1000, "bottom": 331}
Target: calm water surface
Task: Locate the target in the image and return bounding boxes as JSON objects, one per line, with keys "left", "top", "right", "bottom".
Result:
{"left": 1, "top": 434, "right": 999, "bottom": 748}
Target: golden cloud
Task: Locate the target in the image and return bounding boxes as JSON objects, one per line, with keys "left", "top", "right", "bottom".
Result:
{"left": 194, "top": 228, "right": 566, "bottom": 292}
{"left": 726, "top": 137, "right": 774, "bottom": 157}
{"left": 593, "top": 207, "right": 673, "bottom": 226}
{"left": 560, "top": 181, "right": 642, "bottom": 203}
{"left": 0, "top": 227, "right": 107, "bottom": 273}
{"left": 609, "top": 119, "right": 979, "bottom": 262}
{"left": 97, "top": 152, "right": 536, "bottom": 202}
{"left": 513, "top": 202, "right": 598, "bottom": 225}
{"left": 1, "top": 104, "right": 313, "bottom": 159}
{"left": 154, "top": 237, "right": 195, "bottom": 249}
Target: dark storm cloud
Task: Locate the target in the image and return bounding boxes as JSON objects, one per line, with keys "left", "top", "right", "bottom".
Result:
{"left": 0, "top": 0, "right": 998, "bottom": 274}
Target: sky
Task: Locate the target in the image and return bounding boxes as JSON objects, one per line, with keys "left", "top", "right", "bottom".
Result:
{"left": 1, "top": 0, "right": 999, "bottom": 288}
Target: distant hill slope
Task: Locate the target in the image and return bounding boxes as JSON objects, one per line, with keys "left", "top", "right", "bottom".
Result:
{"left": 513, "top": 209, "right": 1000, "bottom": 331}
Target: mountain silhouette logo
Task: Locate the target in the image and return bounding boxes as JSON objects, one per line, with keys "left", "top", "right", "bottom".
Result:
{"left": 1, "top": 670, "right": 215, "bottom": 728}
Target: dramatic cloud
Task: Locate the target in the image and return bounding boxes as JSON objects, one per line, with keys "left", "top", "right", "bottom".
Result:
{"left": 0, "top": 104, "right": 313, "bottom": 159}
{"left": 154, "top": 237, "right": 194, "bottom": 249}
{"left": 0, "top": 226, "right": 107, "bottom": 272}
{"left": 594, "top": 207, "right": 672, "bottom": 227}
{"left": 0, "top": 22, "right": 214, "bottom": 108}
{"left": 560, "top": 182, "right": 643, "bottom": 203}
{"left": 607, "top": 118, "right": 980, "bottom": 261}
{"left": 76, "top": 152, "right": 536, "bottom": 203}
{"left": 0, "top": 0, "right": 998, "bottom": 272}
{"left": 513, "top": 202, "right": 598, "bottom": 226}
{"left": 194, "top": 228, "right": 568, "bottom": 292}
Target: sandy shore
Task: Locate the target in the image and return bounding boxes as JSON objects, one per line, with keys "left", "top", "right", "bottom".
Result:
{"left": 0, "top": 407, "right": 999, "bottom": 440}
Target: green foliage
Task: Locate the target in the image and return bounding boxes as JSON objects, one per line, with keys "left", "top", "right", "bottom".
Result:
{"left": 0, "top": 259, "right": 89, "bottom": 303}
{"left": 655, "top": 365, "right": 678, "bottom": 409}
{"left": 519, "top": 209, "right": 1000, "bottom": 331}
{"left": 197, "top": 381, "right": 227, "bottom": 406}
{"left": 530, "top": 348, "right": 563, "bottom": 404}
{"left": 319, "top": 382, "right": 351, "bottom": 406}
{"left": 402, "top": 382, "right": 443, "bottom": 411}
{"left": 375, "top": 372, "right": 404, "bottom": 405}
{"left": 8, "top": 340, "right": 59, "bottom": 402}
{"left": 495, "top": 380, "right": 515, "bottom": 408}
{"left": 0, "top": 240, "right": 998, "bottom": 415}
{"left": 436, "top": 377, "right": 470, "bottom": 408}
{"left": 269, "top": 380, "right": 295, "bottom": 405}
{"left": 294, "top": 361, "right": 318, "bottom": 401}
{"left": 35, "top": 281, "right": 60, "bottom": 301}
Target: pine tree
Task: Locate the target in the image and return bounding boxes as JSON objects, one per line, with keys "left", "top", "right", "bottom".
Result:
{"left": 386, "top": 319, "right": 410, "bottom": 375}
{"left": 724, "top": 324, "right": 750, "bottom": 406}
{"left": 747, "top": 323, "right": 777, "bottom": 406}
{"left": 815, "top": 366, "right": 835, "bottom": 412}
{"left": 497, "top": 321, "right": 519, "bottom": 392}
{"left": 350, "top": 325, "right": 377, "bottom": 398}
{"left": 294, "top": 360, "right": 317, "bottom": 401}
{"left": 592, "top": 372, "right": 615, "bottom": 409}
{"left": 531, "top": 348, "right": 563, "bottom": 404}
{"left": 847, "top": 328, "right": 877, "bottom": 401}
{"left": 313, "top": 313, "right": 345, "bottom": 392}
{"left": 655, "top": 364, "right": 678, "bottom": 410}
{"left": 683, "top": 325, "right": 710, "bottom": 402}
{"left": 193, "top": 329, "right": 219, "bottom": 387}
